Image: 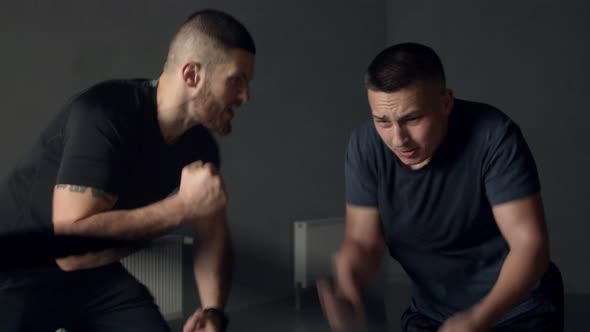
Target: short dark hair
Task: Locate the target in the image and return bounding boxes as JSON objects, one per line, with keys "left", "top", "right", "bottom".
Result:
{"left": 179, "top": 9, "right": 256, "bottom": 54}
{"left": 365, "top": 42, "right": 445, "bottom": 93}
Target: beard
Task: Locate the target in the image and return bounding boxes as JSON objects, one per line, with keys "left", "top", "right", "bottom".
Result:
{"left": 210, "top": 107, "right": 232, "bottom": 136}
{"left": 197, "top": 84, "right": 233, "bottom": 136}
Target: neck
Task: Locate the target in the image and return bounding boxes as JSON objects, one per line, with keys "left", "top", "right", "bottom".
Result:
{"left": 156, "top": 74, "right": 201, "bottom": 144}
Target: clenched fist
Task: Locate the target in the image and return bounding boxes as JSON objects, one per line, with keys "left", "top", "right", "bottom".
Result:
{"left": 177, "top": 161, "right": 227, "bottom": 221}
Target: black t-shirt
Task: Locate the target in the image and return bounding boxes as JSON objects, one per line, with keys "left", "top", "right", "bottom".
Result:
{"left": 345, "top": 99, "right": 547, "bottom": 323}
{"left": 0, "top": 79, "right": 219, "bottom": 270}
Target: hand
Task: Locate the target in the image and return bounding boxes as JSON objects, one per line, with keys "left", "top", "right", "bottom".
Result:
{"left": 317, "top": 279, "right": 365, "bottom": 332}
{"left": 438, "top": 310, "right": 490, "bottom": 332}
{"left": 317, "top": 242, "right": 371, "bottom": 332}
{"left": 183, "top": 308, "right": 222, "bottom": 332}
{"left": 178, "top": 161, "right": 227, "bottom": 221}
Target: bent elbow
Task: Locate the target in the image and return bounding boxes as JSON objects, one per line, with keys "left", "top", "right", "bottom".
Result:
{"left": 55, "top": 257, "right": 80, "bottom": 272}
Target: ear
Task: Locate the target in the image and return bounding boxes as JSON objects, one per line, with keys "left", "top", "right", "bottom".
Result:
{"left": 181, "top": 61, "right": 203, "bottom": 88}
{"left": 442, "top": 88, "right": 454, "bottom": 116}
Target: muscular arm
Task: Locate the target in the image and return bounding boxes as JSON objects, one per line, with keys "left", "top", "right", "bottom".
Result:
{"left": 334, "top": 204, "right": 385, "bottom": 305}
{"left": 191, "top": 210, "right": 233, "bottom": 310}
{"left": 53, "top": 161, "right": 225, "bottom": 272}
{"left": 55, "top": 246, "right": 141, "bottom": 271}
{"left": 53, "top": 185, "right": 185, "bottom": 240}
{"left": 53, "top": 184, "right": 185, "bottom": 271}
{"left": 470, "top": 193, "right": 550, "bottom": 327}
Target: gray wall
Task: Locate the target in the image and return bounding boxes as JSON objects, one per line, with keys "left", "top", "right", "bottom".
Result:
{"left": 0, "top": 0, "right": 386, "bottom": 309}
{"left": 386, "top": 0, "right": 590, "bottom": 293}
{"left": 6, "top": 0, "right": 583, "bottom": 313}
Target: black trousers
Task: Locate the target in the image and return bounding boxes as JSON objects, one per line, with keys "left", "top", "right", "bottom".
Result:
{"left": 0, "top": 263, "right": 170, "bottom": 332}
{"left": 401, "top": 300, "right": 561, "bottom": 332}
{"left": 401, "top": 263, "right": 564, "bottom": 332}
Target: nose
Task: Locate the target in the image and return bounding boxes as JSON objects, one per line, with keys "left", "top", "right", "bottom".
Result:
{"left": 391, "top": 122, "right": 409, "bottom": 147}
{"left": 238, "top": 85, "right": 250, "bottom": 104}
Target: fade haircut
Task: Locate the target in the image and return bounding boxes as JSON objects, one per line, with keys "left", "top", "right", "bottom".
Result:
{"left": 365, "top": 42, "right": 445, "bottom": 93}
{"left": 165, "top": 9, "right": 256, "bottom": 71}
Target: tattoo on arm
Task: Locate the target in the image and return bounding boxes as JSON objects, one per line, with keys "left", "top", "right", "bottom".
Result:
{"left": 55, "top": 184, "right": 115, "bottom": 203}
{"left": 55, "top": 184, "right": 88, "bottom": 193}
{"left": 91, "top": 188, "right": 115, "bottom": 203}
{"left": 69, "top": 185, "right": 88, "bottom": 193}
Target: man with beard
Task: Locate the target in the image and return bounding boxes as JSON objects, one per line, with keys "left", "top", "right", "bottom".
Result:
{"left": 0, "top": 9, "right": 254, "bottom": 332}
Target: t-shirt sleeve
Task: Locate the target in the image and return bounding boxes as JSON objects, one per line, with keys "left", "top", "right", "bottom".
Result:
{"left": 56, "top": 101, "right": 127, "bottom": 195}
{"left": 344, "top": 127, "right": 378, "bottom": 207}
{"left": 483, "top": 121, "right": 540, "bottom": 206}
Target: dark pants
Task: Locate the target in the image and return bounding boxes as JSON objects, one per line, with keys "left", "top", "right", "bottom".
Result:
{"left": 401, "top": 263, "right": 564, "bottom": 332}
{"left": 0, "top": 263, "right": 170, "bottom": 332}
{"left": 401, "top": 300, "right": 561, "bottom": 332}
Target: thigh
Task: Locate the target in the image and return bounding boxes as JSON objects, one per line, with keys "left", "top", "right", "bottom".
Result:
{"left": 0, "top": 284, "right": 65, "bottom": 332}
{"left": 493, "top": 300, "right": 562, "bottom": 332}
{"left": 400, "top": 308, "right": 440, "bottom": 332}
{"left": 0, "top": 287, "right": 28, "bottom": 331}
{"left": 494, "top": 263, "right": 564, "bottom": 332}
{"left": 73, "top": 300, "right": 171, "bottom": 332}
{"left": 71, "top": 265, "right": 170, "bottom": 332}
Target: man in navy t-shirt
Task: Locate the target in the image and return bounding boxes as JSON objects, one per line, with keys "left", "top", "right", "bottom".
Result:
{"left": 318, "top": 43, "right": 563, "bottom": 332}
{"left": 0, "top": 9, "right": 254, "bottom": 332}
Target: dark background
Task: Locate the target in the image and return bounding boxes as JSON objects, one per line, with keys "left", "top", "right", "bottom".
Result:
{"left": 0, "top": 0, "right": 587, "bottom": 321}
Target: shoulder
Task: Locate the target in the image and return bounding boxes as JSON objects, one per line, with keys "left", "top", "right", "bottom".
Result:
{"left": 348, "top": 119, "right": 381, "bottom": 155}
{"left": 345, "top": 119, "right": 384, "bottom": 177}
{"left": 64, "top": 79, "right": 153, "bottom": 131}
{"left": 452, "top": 98, "right": 517, "bottom": 144}
{"left": 454, "top": 99, "right": 512, "bottom": 125}
{"left": 69, "top": 79, "right": 150, "bottom": 113}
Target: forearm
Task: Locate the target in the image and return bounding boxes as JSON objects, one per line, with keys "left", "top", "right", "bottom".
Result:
{"left": 336, "top": 238, "right": 383, "bottom": 296}
{"left": 471, "top": 239, "right": 549, "bottom": 327}
{"left": 193, "top": 211, "right": 233, "bottom": 309}
{"left": 55, "top": 195, "right": 185, "bottom": 242}
{"left": 56, "top": 245, "right": 142, "bottom": 271}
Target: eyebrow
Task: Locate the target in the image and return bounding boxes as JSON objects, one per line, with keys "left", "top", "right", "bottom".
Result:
{"left": 373, "top": 110, "right": 422, "bottom": 122}
{"left": 397, "top": 111, "right": 422, "bottom": 121}
{"left": 372, "top": 115, "right": 390, "bottom": 121}
{"left": 236, "top": 72, "right": 254, "bottom": 82}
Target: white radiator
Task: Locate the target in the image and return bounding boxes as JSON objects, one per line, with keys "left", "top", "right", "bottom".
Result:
{"left": 121, "top": 235, "right": 191, "bottom": 320}
{"left": 293, "top": 217, "right": 345, "bottom": 308}
{"left": 292, "top": 217, "right": 409, "bottom": 310}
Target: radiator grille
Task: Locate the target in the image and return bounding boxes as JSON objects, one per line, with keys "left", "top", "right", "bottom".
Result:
{"left": 121, "top": 236, "right": 186, "bottom": 320}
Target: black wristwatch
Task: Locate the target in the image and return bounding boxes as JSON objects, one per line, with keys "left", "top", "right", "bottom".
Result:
{"left": 203, "top": 307, "right": 229, "bottom": 332}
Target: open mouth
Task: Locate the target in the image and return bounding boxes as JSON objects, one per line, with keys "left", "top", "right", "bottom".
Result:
{"left": 397, "top": 148, "right": 417, "bottom": 158}
{"left": 226, "top": 108, "right": 234, "bottom": 119}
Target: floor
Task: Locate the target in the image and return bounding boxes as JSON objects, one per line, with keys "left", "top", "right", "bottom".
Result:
{"left": 169, "top": 284, "right": 590, "bottom": 331}
{"left": 170, "top": 293, "right": 387, "bottom": 332}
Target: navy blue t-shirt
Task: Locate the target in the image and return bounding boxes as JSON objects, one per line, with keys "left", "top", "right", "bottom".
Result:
{"left": 0, "top": 79, "right": 219, "bottom": 270}
{"left": 345, "top": 99, "right": 547, "bottom": 323}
